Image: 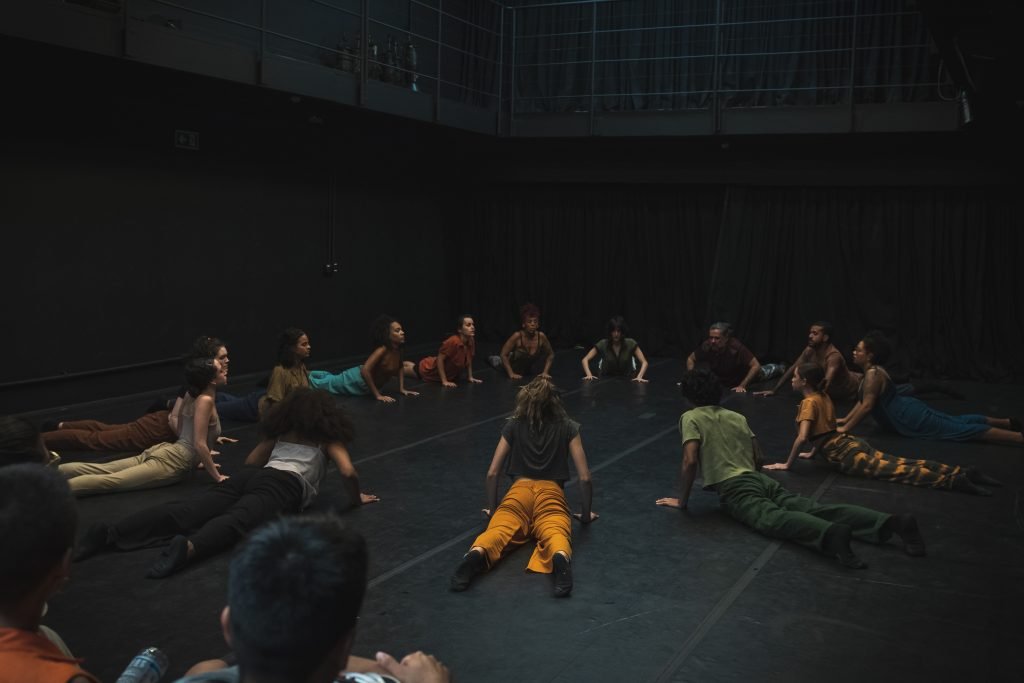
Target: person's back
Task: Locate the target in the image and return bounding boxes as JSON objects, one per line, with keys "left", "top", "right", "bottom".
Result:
{"left": 0, "top": 465, "right": 98, "bottom": 683}
{"left": 678, "top": 405, "right": 757, "bottom": 489}
{"left": 174, "top": 515, "right": 449, "bottom": 683}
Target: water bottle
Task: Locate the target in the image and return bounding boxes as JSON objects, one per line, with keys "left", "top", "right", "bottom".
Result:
{"left": 116, "top": 647, "right": 169, "bottom": 683}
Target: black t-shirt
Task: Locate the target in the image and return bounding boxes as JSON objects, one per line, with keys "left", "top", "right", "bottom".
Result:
{"left": 501, "top": 417, "right": 581, "bottom": 484}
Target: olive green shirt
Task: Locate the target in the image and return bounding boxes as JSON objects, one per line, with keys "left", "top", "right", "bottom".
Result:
{"left": 679, "top": 405, "right": 756, "bottom": 489}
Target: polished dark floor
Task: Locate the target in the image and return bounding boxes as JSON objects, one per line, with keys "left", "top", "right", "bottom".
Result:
{"left": 40, "top": 349, "right": 1024, "bottom": 682}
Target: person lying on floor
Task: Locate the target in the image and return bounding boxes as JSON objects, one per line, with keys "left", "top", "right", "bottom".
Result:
{"left": 450, "top": 376, "right": 597, "bottom": 597}
{"left": 171, "top": 515, "right": 449, "bottom": 683}
{"left": 59, "top": 357, "right": 227, "bottom": 496}
{"left": 839, "top": 331, "right": 1022, "bottom": 446}
{"left": 41, "top": 335, "right": 233, "bottom": 454}
{"left": 310, "top": 315, "right": 419, "bottom": 403}
{"left": 74, "top": 388, "right": 378, "bottom": 578}
{"left": 763, "top": 363, "right": 1000, "bottom": 495}
{"left": 656, "top": 368, "right": 926, "bottom": 569}
{"left": 413, "top": 314, "right": 483, "bottom": 388}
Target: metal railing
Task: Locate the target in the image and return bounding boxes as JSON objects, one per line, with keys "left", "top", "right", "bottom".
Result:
{"left": 504, "top": 0, "right": 951, "bottom": 127}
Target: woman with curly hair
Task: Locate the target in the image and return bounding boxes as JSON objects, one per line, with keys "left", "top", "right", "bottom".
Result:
{"left": 59, "top": 357, "right": 226, "bottom": 496}
{"left": 449, "top": 376, "right": 597, "bottom": 597}
{"left": 73, "top": 387, "right": 378, "bottom": 578}
{"left": 495, "top": 303, "right": 554, "bottom": 380}
{"left": 838, "top": 331, "right": 1021, "bottom": 445}
{"left": 310, "top": 315, "right": 418, "bottom": 403}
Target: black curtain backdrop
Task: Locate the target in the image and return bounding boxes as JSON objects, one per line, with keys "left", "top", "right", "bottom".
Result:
{"left": 455, "top": 184, "right": 1024, "bottom": 382}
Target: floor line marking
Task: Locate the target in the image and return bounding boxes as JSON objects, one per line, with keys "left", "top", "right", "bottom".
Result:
{"left": 354, "top": 358, "right": 674, "bottom": 466}
{"left": 367, "top": 423, "right": 681, "bottom": 588}
{"left": 651, "top": 473, "right": 839, "bottom": 683}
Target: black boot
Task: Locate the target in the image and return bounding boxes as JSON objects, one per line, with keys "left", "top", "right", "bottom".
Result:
{"left": 146, "top": 535, "right": 191, "bottom": 579}
{"left": 822, "top": 524, "right": 867, "bottom": 569}
{"left": 552, "top": 553, "right": 574, "bottom": 597}
{"left": 887, "top": 514, "right": 926, "bottom": 557}
{"left": 73, "top": 523, "right": 112, "bottom": 562}
{"left": 951, "top": 473, "right": 992, "bottom": 497}
{"left": 450, "top": 550, "right": 486, "bottom": 592}
{"left": 965, "top": 467, "right": 1002, "bottom": 488}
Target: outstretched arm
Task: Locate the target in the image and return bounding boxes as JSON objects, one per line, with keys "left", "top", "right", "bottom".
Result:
{"left": 484, "top": 436, "right": 512, "bottom": 514}
{"left": 539, "top": 333, "right": 554, "bottom": 377}
{"left": 328, "top": 442, "right": 379, "bottom": 506}
{"left": 632, "top": 346, "right": 650, "bottom": 382}
{"left": 581, "top": 347, "right": 599, "bottom": 379}
{"left": 193, "top": 396, "right": 226, "bottom": 483}
{"left": 822, "top": 353, "right": 844, "bottom": 394}
{"left": 466, "top": 351, "right": 482, "bottom": 383}
{"left": 838, "top": 370, "right": 881, "bottom": 433}
{"left": 499, "top": 333, "right": 521, "bottom": 379}
{"left": 734, "top": 357, "right": 762, "bottom": 393}
{"left": 361, "top": 347, "right": 394, "bottom": 403}
{"left": 756, "top": 350, "right": 804, "bottom": 396}
{"left": 244, "top": 439, "right": 275, "bottom": 467}
{"left": 764, "top": 420, "right": 813, "bottom": 471}
{"left": 656, "top": 440, "right": 699, "bottom": 509}
{"left": 569, "top": 435, "right": 596, "bottom": 522}
{"left": 437, "top": 352, "right": 456, "bottom": 388}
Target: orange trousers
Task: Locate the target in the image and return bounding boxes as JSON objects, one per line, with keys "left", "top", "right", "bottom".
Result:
{"left": 471, "top": 478, "right": 572, "bottom": 573}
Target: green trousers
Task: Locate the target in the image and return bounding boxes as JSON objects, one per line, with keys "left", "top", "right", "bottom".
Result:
{"left": 716, "top": 471, "right": 891, "bottom": 552}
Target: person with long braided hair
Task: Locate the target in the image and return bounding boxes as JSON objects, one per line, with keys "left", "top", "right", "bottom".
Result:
{"left": 449, "top": 376, "right": 597, "bottom": 597}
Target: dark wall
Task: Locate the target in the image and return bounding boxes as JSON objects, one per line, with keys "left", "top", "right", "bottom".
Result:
{"left": 0, "top": 37, "right": 472, "bottom": 412}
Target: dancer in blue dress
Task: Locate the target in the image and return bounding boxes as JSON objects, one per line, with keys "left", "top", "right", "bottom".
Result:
{"left": 838, "top": 331, "right": 1022, "bottom": 445}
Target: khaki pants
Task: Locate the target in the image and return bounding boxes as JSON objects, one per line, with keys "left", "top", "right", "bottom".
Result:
{"left": 60, "top": 441, "right": 194, "bottom": 496}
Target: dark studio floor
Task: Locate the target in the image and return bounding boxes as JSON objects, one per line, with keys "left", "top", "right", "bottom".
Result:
{"left": 34, "top": 348, "right": 1024, "bottom": 683}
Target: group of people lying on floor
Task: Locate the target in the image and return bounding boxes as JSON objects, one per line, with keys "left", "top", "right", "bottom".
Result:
{"left": 2, "top": 311, "right": 1020, "bottom": 682}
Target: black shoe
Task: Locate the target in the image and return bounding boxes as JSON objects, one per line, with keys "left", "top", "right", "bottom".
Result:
{"left": 888, "top": 514, "right": 927, "bottom": 557}
{"left": 1008, "top": 417, "right": 1022, "bottom": 433}
{"left": 823, "top": 524, "right": 868, "bottom": 569}
{"left": 552, "top": 553, "right": 574, "bottom": 597}
{"left": 73, "top": 523, "right": 111, "bottom": 562}
{"left": 951, "top": 474, "right": 992, "bottom": 497}
{"left": 966, "top": 467, "right": 1002, "bottom": 487}
{"left": 146, "top": 535, "right": 191, "bottom": 579}
{"left": 450, "top": 550, "right": 486, "bottom": 592}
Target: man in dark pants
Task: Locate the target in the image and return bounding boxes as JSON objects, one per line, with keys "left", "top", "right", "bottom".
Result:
{"left": 656, "top": 368, "right": 926, "bottom": 568}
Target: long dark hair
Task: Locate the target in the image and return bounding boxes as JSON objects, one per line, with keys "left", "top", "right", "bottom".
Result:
{"left": 861, "top": 330, "right": 892, "bottom": 365}
{"left": 184, "top": 358, "right": 219, "bottom": 398}
{"left": 277, "top": 328, "right": 308, "bottom": 369}
{"left": 370, "top": 314, "right": 398, "bottom": 349}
